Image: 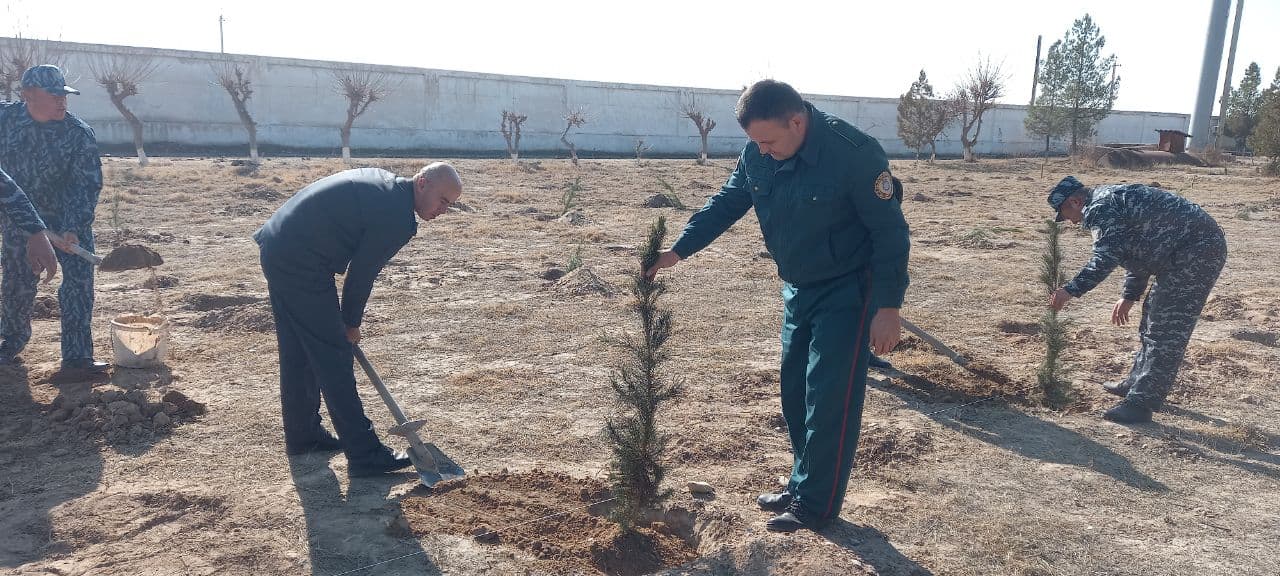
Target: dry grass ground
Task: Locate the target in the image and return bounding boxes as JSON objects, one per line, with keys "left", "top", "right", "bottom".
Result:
{"left": 1, "top": 155, "right": 1277, "bottom": 576}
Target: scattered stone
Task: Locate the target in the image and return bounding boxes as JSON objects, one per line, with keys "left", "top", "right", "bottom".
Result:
{"left": 99, "top": 244, "right": 163, "bottom": 272}
{"left": 101, "top": 389, "right": 121, "bottom": 403}
{"left": 686, "top": 481, "right": 715, "bottom": 495}
{"left": 1149, "top": 181, "right": 1163, "bottom": 188}
{"left": 1017, "top": 176, "right": 1035, "bottom": 181}
{"left": 911, "top": 192, "right": 932, "bottom": 202}
{"left": 471, "top": 525, "right": 498, "bottom": 543}
{"left": 557, "top": 210, "right": 592, "bottom": 226}
{"left": 541, "top": 267, "right": 567, "bottom": 281}
{"left": 757, "top": 251, "right": 773, "bottom": 260}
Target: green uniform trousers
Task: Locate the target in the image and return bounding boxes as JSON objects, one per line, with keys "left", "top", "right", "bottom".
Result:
{"left": 780, "top": 270, "right": 873, "bottom": 522}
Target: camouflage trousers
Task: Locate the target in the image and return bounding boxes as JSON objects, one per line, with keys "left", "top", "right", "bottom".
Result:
{"left": 0, "top": 227, "right": 96, "bottom": 361}
{"left": 1125, "top": 232, "right": 1227, "bottom": 410}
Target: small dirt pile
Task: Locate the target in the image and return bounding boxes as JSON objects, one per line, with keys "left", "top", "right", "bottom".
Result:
{"left": 47, "top": 388, "right": 205, "bottom": 444}
{"left": 99, "top": 244, "right": 163, "bottom": 272}
{"left": 551, "top": 267, "right": 618, "bottom": 297}
{"left": 400, "top": 470, "right": 698, "bottom": 576}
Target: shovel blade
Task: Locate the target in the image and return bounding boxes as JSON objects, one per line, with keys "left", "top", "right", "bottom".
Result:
{"left": 405, "top": 441, "right": 466, "bottom": 487}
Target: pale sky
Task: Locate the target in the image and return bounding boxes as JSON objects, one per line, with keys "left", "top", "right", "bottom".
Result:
{"left": 7, "top": 0, "right": 1277, "bottom": 115}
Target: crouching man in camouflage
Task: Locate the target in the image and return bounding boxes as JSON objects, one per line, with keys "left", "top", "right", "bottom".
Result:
{"left": 1047, "top": 176, "right": 1227, "bottom": 424}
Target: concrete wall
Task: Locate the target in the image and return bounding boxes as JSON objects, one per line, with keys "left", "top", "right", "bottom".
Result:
{"left": 1, "top": 37, "right": 1190, "bottom": 158}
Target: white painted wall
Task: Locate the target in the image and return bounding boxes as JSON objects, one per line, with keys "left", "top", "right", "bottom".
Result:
{"left": 1, "top": 37, "right": 1189, "bottom": 158}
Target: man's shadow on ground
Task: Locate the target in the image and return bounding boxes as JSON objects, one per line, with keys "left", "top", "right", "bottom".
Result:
{"left": 0, "top": 364, "right": 104, "bottom": 568}
{"left": 1138, "top": 405, "right": 1280, "bottom": 481}
{"left": 870, "top": 372, "right": 1169, "bottom": 493}
{"left": 288, "top": 455, "right": 439, "bottom": 576}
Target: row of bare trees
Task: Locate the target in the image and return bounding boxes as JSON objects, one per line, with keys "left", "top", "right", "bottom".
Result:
{"left": 896, "top": 59, "right": 1005, "bottom": 163}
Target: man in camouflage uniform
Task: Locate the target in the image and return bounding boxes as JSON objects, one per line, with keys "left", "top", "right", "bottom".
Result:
{"left": 0, "top": 65, "right": 105, "bottom": 371}
{"left": 0, "top": 167, "right": 60, "bottom": 283}
{"left": 1048, "top": 176, "right": 1227, "bottom": 424}
{"left": 648, "top": 80, "right": 910, "bottom": 532}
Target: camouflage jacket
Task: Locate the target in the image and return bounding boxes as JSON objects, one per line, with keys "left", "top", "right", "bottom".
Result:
{"left": 0, "top": 101, "right": 103, "bottom": 234}
{"left": 1064, "top": 184, "right": 1223, "bottom": 300}
{"left": 0, "top": 166, "right": 47, "bottom": 234}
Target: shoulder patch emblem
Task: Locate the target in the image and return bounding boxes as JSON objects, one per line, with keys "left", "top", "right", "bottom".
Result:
{"left": 874, "top": 171, "right": 894, "bottom": 200}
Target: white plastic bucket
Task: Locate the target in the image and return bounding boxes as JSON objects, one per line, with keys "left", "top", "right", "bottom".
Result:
{"left": 110, "top": 314, "right": 170, "bottom": 368}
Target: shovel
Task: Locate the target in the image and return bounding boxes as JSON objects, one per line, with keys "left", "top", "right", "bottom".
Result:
{"left": 353, "top": 344, "right": 466, "bottom": 487}
{"left": 900, "top": 317, "right": 969, "bottom": 366}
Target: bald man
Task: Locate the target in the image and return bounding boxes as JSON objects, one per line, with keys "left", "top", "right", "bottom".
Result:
{"left": 254, "top": 163, "right": 462, "bottom": 476}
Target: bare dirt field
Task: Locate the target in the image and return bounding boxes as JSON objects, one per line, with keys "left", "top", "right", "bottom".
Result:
{"left": 1, "top": 155, "right": 1277, "bottom": 576}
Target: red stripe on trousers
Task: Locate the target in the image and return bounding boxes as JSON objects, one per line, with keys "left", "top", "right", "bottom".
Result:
{"left": 825, "top": 284, "right": 873, "bottom": 519}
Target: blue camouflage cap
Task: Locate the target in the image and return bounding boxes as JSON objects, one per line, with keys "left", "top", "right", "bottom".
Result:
{"left": 1047, "top": 175, "right": 1085, "bottom": 222}
{"left": 21, "top": 65, "right": 80, "bottom": 95}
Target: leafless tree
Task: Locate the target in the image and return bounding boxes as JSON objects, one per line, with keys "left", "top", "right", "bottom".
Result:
{"left": 500, "top": 110, "right": 528, "bottom": 162}
{"left": 0, "top": 35, "right": 67, "bottom": 100}
{"left": 332, "top": 70, "right": 391, "bottom": 161}
{"left": 947, "top": 58, "right": 1006, "bottom": 162}
{"left": 677, "top": 92, "right": 716, "bottom": 165}
{"left": 89, "top": 54, "right": 160, "bottom": 167}
{"left": 560, "top": 106, "right": 587, "bottom": 166}
{"left": 635, "top": 139, "right": 651, "bottom": 164}
{"left": 212, "top": 62, "right": 258, "bottom": 161}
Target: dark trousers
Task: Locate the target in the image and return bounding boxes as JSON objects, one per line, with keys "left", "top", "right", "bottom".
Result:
{"left": 261, "top": 252, "right": 381, "bottom": 458}
{"left": 778, "top": 272, "right": 873, "bottom": 521}
{"left": 1, "top": 227, "right": 96, "bottom": 361}
{"left": 1126, "top": 232, "right": 1228, "bottom": 410}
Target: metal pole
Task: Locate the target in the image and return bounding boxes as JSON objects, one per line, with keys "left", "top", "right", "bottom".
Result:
{"left": 219, "top": 15, "right": 225, "bottom": 53}
{"left": 1189, "top": 0, "right": 1231, "bottom": 151}
{"left": 1216, "top": 0, "right": 1244, "bottom": 148}
{"left": 1030, "top": 35, "right": 1042, "bottom": 106}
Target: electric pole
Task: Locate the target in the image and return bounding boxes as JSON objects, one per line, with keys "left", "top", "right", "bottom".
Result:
{"left": 1030, "top": 35, "right": 1042, "bottom": 106}
{"left": 219, "top": 14, "right": 225, "bottom": 53}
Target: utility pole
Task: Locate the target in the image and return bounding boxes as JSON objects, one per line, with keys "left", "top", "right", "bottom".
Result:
{"left": 1109, "top": 62, "right": 1121, "bottom": 103}
{"left": 1030, "top": 35, "right": 1042, "bottom": 105}
{"left": 219, "top": 14, "right": 225, "bottom": 53}
{"left": 1216, "top": 0, "right": 1244, "bottom": 148}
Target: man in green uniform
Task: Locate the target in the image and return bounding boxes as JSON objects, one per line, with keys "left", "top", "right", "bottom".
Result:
{"left": 647, "top": 80, "right": 910, "bottom": 532}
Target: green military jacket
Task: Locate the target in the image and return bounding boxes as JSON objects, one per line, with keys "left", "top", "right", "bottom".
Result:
{"left": 670, "top": 103, "right": 910, "bottom": 309}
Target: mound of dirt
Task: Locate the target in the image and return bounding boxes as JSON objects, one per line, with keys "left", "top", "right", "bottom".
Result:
{"left": 143, "top": 274, "right": 180, "bottom": 289}
{"left": 33, "top": 295, "right": 59, "bottom": 319}
{"left": 911, "top": 192, "right": 932, "bottom": 202}
{"left": 884, "top": 353, "right": 1029, "bottom": 405}
{"left": 541, "top": 267, "right": 568, "bottom": 281}
{"left": 857, "top": 425, "right": 934, "bottom": 471}
{"left": 552, "top": 267, "right": 618, "bottom": 297}
{"left": 1231, "top": 329, "right": 1278, "bottom": 348}
{"left": 400, "top": 470, "right": 698, "bottom": 576}
{"left": 239, "top": 184, "right": 282, "bottom": 201}
{"left": 1094, "top": 147, "right": 1153, "bottom": 170}
{"left": 643, "top": 194, "right": 677, "bottom": 209}
{"left": 558, "top": 210, "right": 593, "bottom": 226}
{"left": 997, "top": 320, "right": 1041, "bottom": 335}
{"left": 191, "top": 304, "right": 275, "bottom": 333}
{"left": 1202, "top": 293, "right": 1246, "bottom": 321}
{"left": 181, "top": 293, "right": 264, "bottom": 312}
{"left": 99, "top": 244, "right": 163, "bottom": 272}
{"left": 47, "top": 387, "right": 204, "bottom": 444}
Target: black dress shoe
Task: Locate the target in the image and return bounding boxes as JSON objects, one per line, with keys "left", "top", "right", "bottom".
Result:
{"left": 348, "top": 446, "right": 413, "bottom": 477}
{"left": 286, "top": 430, "right": 343, "bottom": 455}
{"left": 757, "top": 491, "right": 793, "bottom": 512}
{"left": 61, "top": 358, "right": 110, "bottom": 373}
{"left": 1101, "top": 381, "right": 1131, "bottom": 398}
{"left": 1103, "top": 400, "right": 1153, "bottom": 424}
{"left": 766, "top": 502, "right": 828, "bottom": 533}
